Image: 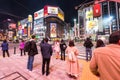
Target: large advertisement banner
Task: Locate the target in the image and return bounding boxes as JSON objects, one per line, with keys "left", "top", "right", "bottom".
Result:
{"left": 34, "top": 9, "right": 44, "bottom": 20}
{"left": 86, "top": 19, "right": 98, "bottom": 34}
{"left": 50, "top": 23, "right": 57, "bottom": 37}
{"left": 9, "top": 23, "right": 16, "bottom": 29}
{"left": 93, "top": 3, "right": 101, "bottom": 17}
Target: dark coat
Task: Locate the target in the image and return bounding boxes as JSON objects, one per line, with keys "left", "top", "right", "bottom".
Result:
{"left": 28, "top": 40, "right": 38, "bottom": 56}
{"left": 60, "top": 42, "right": 67, "bottom": 51}
{"left": 40, "top": 42, "right": 53, "bottom": 59}
{"left": 1, "top": 42, "right": 9, "bottom": 50}
{"left": 83, "top": 40, "right": 93, "bottom": 48}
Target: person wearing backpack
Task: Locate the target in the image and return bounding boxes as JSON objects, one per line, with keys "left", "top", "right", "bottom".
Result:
{"left": 83, "top": 37, "right": 93, "bottom": 61}
{"left": 1, "top": 39, "right": 10, "bottom": 58}
{"left": 60, "top": 39, "right": 67, "bottom": 60}
{"left": 27, "top": 35, "right": 38, "bottom": 71}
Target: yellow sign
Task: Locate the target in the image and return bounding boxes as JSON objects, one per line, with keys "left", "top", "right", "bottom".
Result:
{"left": 28, "top": 15, "right": 33, "bottom": 22}
{"left": 86, "top": 10, "right": 93, "bottom": 19}
{"left": 58, "top": 13, "right": 64, "bottom": 21}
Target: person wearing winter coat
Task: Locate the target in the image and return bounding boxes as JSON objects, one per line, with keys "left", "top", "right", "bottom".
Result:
{"left": 1, "top": 39, "right": 10, "bottom": 57}
{"left": 60, "top": 39, "right": 67, "bottom": 60}
{"left": 83, "top": 37, "right": 93, "bottom": 61}
{"left": 27, "top": 35, "right": 38, "bottom": 71}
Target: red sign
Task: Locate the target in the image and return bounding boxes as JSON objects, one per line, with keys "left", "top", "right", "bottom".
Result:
{"left": 9, "top": 23, "right": 16, "bottom": 29}
{"left": 24, "top": 28, "right": 27, "bottom": 34}
{"left": 34, "top": 12, "right": 38, "bottom": 18}
{"left": 44, "top": 6, "right": 48, "bottom": 17}
{"left": 93, "top": 4, "right": 101, "bottom": 17}
{"left": 18, "top": 25, "right": 22, "bottom": 30}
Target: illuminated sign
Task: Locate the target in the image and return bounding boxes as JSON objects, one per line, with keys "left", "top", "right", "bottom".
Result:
{"left": 34, "top": 9, "right": 44, "bottom": 20}
{"left": 9, "top": 23, "right": 16, "bottom": 29}
{"left": 48, "top": 6, "right": 58, "bottom": 14}
{"left": 86, "top": 9, "right": 93, "bottom": 19}
{"left": 28, "top": 15, "right": 32, "bottom": 22}
{"left": 50, "top": 23, "right": 57, "bottom": 37}
{"left": 58, "top": 8, "right": 64, "bottom": 21}
{"left": 86, "top": 19, "right": 98, "bottom": 33}
{"left": 44, "top": 6, "right": 58, "bottom": 17}
{"left": 93, "top": 4, "right": 101, "bottom": 17}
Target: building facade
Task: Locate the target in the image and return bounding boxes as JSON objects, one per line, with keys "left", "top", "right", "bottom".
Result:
{"left": 34, "top": 5, "right": 66, "bottom": 40}
{"left": 77, "top": 1, "right": 120, "bottom": 40}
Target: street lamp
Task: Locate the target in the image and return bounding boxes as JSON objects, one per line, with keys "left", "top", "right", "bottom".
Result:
{"left": 109, "top": 16, "right": 113, "bottom": 34}
{"left": 73, "top": 19, "right": 77, "bottom": 37}
{"left": 77, "top": 23, "right": 79, "bottom": 37}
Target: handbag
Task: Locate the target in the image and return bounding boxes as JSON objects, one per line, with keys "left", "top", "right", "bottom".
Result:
{"left": 68, "top": 51, "right": 76, "bottom": 62}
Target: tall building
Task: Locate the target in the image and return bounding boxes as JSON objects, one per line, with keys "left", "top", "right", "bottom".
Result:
{"left": 34, "top": 5, "right": 66, "bottom": 40}
{"left": 77, "top": 0, "right": 120, "bottom": 40}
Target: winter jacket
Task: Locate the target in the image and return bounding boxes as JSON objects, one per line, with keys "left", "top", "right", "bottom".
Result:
{"left": 19, "top": 42, "right": 25, "bottom": 49}
{"left": 1, "top": 42, "right": 9, "bottom": 50}
{"left": 28, "top": 40, "right": 38, "bottom": 56}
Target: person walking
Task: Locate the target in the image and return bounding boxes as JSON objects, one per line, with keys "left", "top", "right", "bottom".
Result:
{"left": 19, "top": 39, "right": 25, "bottom": 56}
{"left": 90, "top": 31, "right": 120, "bottom": 80}
{"left": 95, "top": 39, "right": 105, "bottom": 48}
{"left": 83, "top": 37, "right": 93, "bottom": 61}
{"left": 27, "top": 35, "right": 38, "bottom": 71}
{"left": 65, "top": 40, "right": 80, "bottom": 79}
{"left": 40, "top": 38, "right": 53, "bottom": 76}
{"left": 60, "top": 39, "right": 67, "bottom": 60}
{"left": 1, "top": 39, "right": 10, "bottom": 58}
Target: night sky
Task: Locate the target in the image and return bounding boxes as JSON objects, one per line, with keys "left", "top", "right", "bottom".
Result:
{"left": 0, "top": 0, "right": 92, "bottom": 26}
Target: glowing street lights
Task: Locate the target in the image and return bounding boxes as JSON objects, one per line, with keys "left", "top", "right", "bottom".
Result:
{"left": 74, "top": 19, "right": 77, "bottom": 37}
{"left": 109, "top": 16, "right": 113, "bottom": 34}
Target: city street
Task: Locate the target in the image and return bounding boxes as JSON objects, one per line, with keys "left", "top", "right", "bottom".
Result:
{"left": 0, "top": 42, "right": 99, "bottom": 80}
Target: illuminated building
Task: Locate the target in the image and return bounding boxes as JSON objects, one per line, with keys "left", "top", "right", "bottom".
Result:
{"left": 77, "top": 0, "right": 120, "bottom": 40}
{"left": 34, "top": 5, "right": 66, "bottom": 40}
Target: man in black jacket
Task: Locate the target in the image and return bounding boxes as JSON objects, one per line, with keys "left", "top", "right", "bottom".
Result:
{"left": 40, "top": 38, "right": 53, "bottom": 76}
{"left": 27, "top": 35, "right": 38, "bottom": 71}
{"left": 60, "top": 39, "right": 67, "bottom": 60}
{"left": 83, "top": 37, "right": 93, "bottom": 61}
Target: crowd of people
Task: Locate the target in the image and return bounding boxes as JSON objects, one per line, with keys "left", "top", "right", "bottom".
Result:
{"left": 0, "top": 30, "right": 120, "bottom": 80}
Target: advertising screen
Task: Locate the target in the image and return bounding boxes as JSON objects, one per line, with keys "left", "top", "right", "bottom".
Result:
{"left": 48, "top": 6, "right": 58, "bottom": 14}
{"left": 58, "top": 8, "right": 64, "bottom": 21}
{"left": 50, "top": 23, "right": 57, "bottom": 37}
{"left": 34, "top": 9, "right": 44, "bottom": 20}
{"left": 93, "top": 3, "right": 101, "bottom": 17}
{"left": 86, "top": 19, "right": 98, "bottom": 34}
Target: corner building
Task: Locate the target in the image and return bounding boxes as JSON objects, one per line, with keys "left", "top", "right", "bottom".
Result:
{"left": 34, "top": 5, "right": 66, "bottom": 40}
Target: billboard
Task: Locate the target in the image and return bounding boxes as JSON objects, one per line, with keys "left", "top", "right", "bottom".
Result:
{"left": 86, "top": 19, "right": 98, "bottom": 33}
{"left": 9, "top": 23, "right": 16, "bottom": 29}
{"left": 58, "top": 8, "right": 64, "bottom": 21}
{"left": 44, "top": 5, "right": 58, "bottom": 17}
{"left": 34, "top": 9, "right": 44, "bottom": 20}
{"left": 93, "top": 4, "right": 101, "bottom": 17}
{"left": 50, "top": 23, "right": 57, "bottom": 37}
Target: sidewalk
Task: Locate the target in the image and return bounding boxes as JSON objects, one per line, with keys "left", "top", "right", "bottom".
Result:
{"left": 0, "top": 53, "right": 82, "bottom": 80}
{"left": 0, "top": 47, "right": 99, "bottom": 80}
